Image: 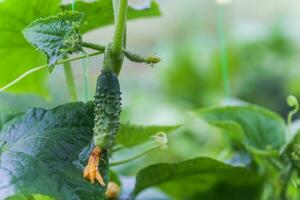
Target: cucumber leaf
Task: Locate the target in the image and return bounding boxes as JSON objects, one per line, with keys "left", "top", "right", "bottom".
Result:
{"left": 0, "top": 101, "right": 179, "bottom": 199}
{"left": 0, "top": 102, "right": 109, "bottom": 200}
{"left": 61, "top": 0, "right": 161, "bottom": 33}
{"left": 197, "top": 105, "right": 286, "bottom": 155}
{"left": 132, "top": 157, "right": 262, "bottom": 200}
{"left": 0, "top": 0, "right": 60, "bottom": 95}
{"left": 23, "top": 11, "right": 84, "bottom": 69}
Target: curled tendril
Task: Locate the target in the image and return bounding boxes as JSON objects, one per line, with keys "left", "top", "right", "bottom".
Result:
{"left": 287, "top": 95, "right": 299, "bottom": 109}
{"left": 152, "top": 132, "right": 168, "bottom": 149}
{"left": 287, "top": 95, "right": 299, "bottom": 137}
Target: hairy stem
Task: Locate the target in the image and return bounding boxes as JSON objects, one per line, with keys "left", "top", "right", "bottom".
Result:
{"left": 110, "top": 146, "right": 158, "bottom": 166}
{"left": 82, "top": 41, "right": 160, "bottom": 64}
{"left": 63, "top": 60, "right": 77, "bottom": 101}
{"left": 112, "top": 0, "right": 128, "bottom": 75}
{"left": 0, "top": 51, "right": 104, "bottom": 93}
{"left": 82, "top": 42, "right": 105, "bottom": 52}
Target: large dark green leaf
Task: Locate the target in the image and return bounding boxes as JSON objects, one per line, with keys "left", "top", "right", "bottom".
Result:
{"left": 197, "top": 105, "right": 286, "bottom": 154}
{"left": 0, "top": 0, "right": 60, "bottom": 95}
{"left": 0, "top": 112, "right": 23, "bottom": 133}
{"left": 116, "top": 124, "right": 180, "bottom": 148}
{"left": 132, "top": 157, "right": 262, "bottom": 200}
{"left": 23, "top": 11, "right": 84, "bottom": 67}
{"left": 0, "top": 101, "right": 177, "bottom": 199}
{"left": 0, "top": 102, "right": 109, "bottom": 200}
{"left": 61, "top": 0, "right": 161, "bottom": 33}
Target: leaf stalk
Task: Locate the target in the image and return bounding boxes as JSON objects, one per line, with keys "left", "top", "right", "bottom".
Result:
{"left": 112, "top": 0, "right": 128, "bottom": 75}
{"left": 110, "top": 146, "right": 159, "bottom": 166}
{"left": 63, "top": 59, "right": 77, "bottom": 101}
{"left": 0, "top": 51, "right": 104, "bottom": 93}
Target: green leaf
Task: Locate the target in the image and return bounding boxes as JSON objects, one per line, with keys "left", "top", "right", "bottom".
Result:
{"left": 197, "top": 105, "right": 286, "bottom": 154}
{"left": 61, "top": 0, "right": 161, "bottom": 33}
{"left": 282, "top": 130, "right": 300, "bottom": 170}
{"left": 0, "top": 111, "right": 23, "bottom": 133}
{"left": 0, "top": 102, "right": 109, "bottom": 200}
{"left": 23, "top": 11, "right": 84, "bottom": 68}
{"left": 132, "top": 157, "right": 262, "bottom": 199}
{"left": 0, "top": 101, "right": 178, "bottom": 199}
{"left": 208, "top": 121, "right": 244, "bottom": 148}
{"left": 0, "top": 0, "right": 60, "bottom": 95}
{"left": 116, "top": 124, "right": 180, "bottom": 148}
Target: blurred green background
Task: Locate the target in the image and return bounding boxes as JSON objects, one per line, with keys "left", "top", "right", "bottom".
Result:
{"left": 2, "top": 0, "right": 300, "bottom": 198}
{"left": 3, "top": 0, "right": 300, "bottom": 118}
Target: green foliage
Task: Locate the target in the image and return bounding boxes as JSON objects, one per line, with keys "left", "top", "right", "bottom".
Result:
{"left": 161, "top": 41, "right": 223, "bottom": 108}
{"left": 283, "top": 131, "right": 300, "bottom": 170}
{"left": 133, "top": 157, "right": 262, "bottom": 199}
{"left": 0, "top": 0, "right": 60, "bottom": 95}
{"left": 0, "top": 0, "right": 161, "bottom": 96}
{"left": 0, "top": 101, "right": 181, "bottom": 199}
{"left": 23, "top": 11, "right": 84, "bottom": 69}
{"left": 197, "top": 105, "right": 286, "bottom": 154}
{"left": 2, "top": 0, "right": 299, "bottom": 199}
{"left": 0, "top": 111, "right": 23, "bottom": 132}
{"left": 225, "top": 30, "right": 297, "bottom": 116}
{"left": 0, "top": 102, "right": 109, "bottom": 200}
{"left": 61, "top": 0, "right": 161, "bottom": 33}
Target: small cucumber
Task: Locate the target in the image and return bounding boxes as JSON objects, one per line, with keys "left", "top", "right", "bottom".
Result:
{"left": 94, "top": 70, "right": 121, "bottom": 149}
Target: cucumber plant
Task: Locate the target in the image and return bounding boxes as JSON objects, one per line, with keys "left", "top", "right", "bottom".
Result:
{"left": 1, "top": 0, "right": 300, "bottom": 200}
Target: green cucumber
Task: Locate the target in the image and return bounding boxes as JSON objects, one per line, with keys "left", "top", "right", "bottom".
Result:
{"left": 93, "top": 45, "right": 122, "bottom": 149}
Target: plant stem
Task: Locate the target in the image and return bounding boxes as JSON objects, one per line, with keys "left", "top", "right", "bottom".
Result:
{"left": 111, "top": 145, "right": 124, "bottom": 153}
{"left": 72, "top": 0, "right": 76, "bottom": 12}
{"left": 82, "top": 52, "right": 90, "bottom": 102}
{"left": 217, "top": 5, "right": 230, "bottom": 97}
{"left": 110, "top": 146, "right": 158, "bottom": 166}
{"left": 83, "top": 41, "right": 160, "bottom": 64}
{"left": 112, "top": 0, "right": 128, "bottom": 75}
{"left": 0, "top": 51, "right": 104, "bottom": 93}
{"left": 82, "top": 42, "right": 105, "bottom": 52}
{"left": 63, "top": 60, "right": 77, "bottom": 101}
{"left": 266, "top": 157, "right": 282, "bottom": 171}
{"left": 280, "top": 164, "right": 293, "bottom": 200}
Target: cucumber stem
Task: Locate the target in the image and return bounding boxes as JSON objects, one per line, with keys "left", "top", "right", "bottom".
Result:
{"left": 280, "top": 164, "right": 293, "bottom": 200}
{"left": 63, "top": 60, "right": 77, "bottom": 101}
{"left": 0, "top": 51, "right": 104, "bottom": 93}
{"left": 110, "top": 146, "right": 159, "bottom": 166}
{"left": 112, "top": 0, "right": 128, "bottom": 75}
{"left": 82, "top": 42, "right": 105, "bottom": 52}
{"left": 217, "top": 5, "right": 230, "bottom": 97}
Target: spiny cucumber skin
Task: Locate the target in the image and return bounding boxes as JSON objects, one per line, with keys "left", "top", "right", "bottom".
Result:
{"left": 94, "top": 71, "right": 121, "bottom": 149}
